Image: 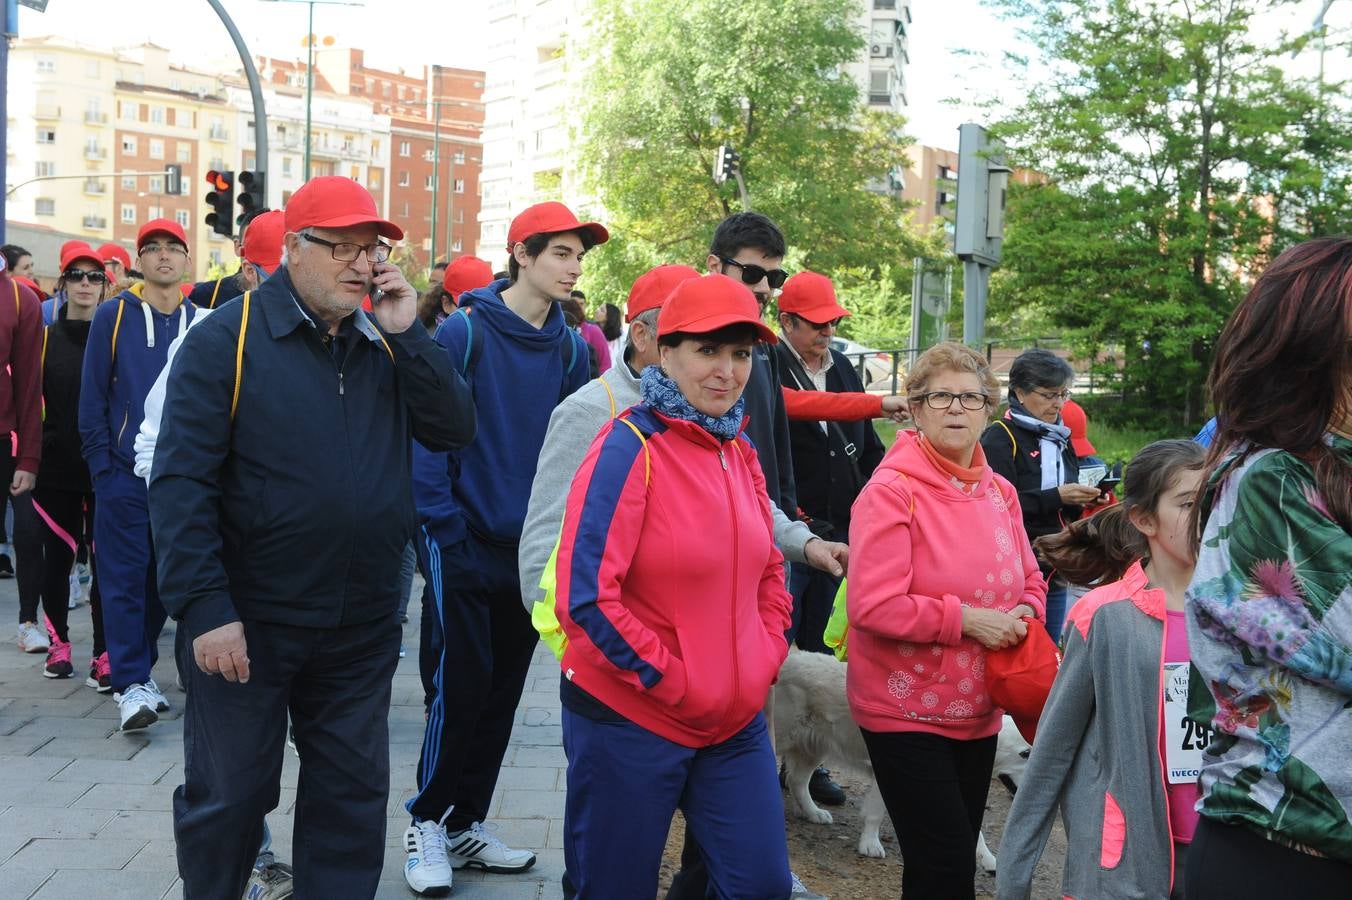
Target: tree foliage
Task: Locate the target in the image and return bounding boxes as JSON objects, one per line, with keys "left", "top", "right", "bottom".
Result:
{"left": 575, "top": 0, "right": 936, "bottom": 326}
{"left": 987, "top": 0, "right": 1352, "bottom": 428}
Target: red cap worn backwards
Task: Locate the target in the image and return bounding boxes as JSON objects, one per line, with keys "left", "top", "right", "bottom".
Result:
{"left": 442, "top": 256, "right": 494, "bottom": 300}
{"left": 625, "top": 264, "right": 701, "bottom": 322}
{"left": 777, "top": 270, "right": 850, "bottom": 323}
{"left": 506, "top": 202, "right": 608, "bottom": 253}
{"left": 97, "top": 242, "right": 132, "bottom": 271}
{"left": 285, "top": 176, "right": 403, "bottom": 241}
{"left": 1061, "top": 399, "right": 1096, "bottom": 457}
{"left": 241, "top": 209, "right": 286, "bottom": 274}
{"left": 136, "top": 218, "right": 188, "bottom": 253}
{"left": 656, "top": 274, "right": 777, "bottom": 344}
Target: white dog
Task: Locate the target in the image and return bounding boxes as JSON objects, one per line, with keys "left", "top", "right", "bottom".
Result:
{"left": 773, "top": 649, "right": 1030, "bottom": 873}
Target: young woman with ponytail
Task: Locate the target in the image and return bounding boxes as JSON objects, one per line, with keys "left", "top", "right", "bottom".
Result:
{"left": 1182, "top": 238, "right": 1352, "bottom": 898}
{"left": 997, "top": 439, "right": 1206, "bottom": 900}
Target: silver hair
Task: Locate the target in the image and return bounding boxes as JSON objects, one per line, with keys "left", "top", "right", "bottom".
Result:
{"left": 626, "top": 307, "right": 660, "bottom": 354}
{"left": 278, "top": 226, "right": 314, "bottom": 268}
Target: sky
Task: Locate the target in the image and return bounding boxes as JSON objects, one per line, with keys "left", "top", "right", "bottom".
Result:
{"left": 14, "top": 0, "right": 1352, "bottom": 150}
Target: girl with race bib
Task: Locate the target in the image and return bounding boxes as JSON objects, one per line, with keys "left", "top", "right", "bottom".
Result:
{"left": 997, "top": 439, "right": 1206, "bottom": 900}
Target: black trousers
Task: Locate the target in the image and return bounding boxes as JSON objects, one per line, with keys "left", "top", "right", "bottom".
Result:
{"left": 173, "top": 615, "right": 400, "bottom": 900}
{"left": 861, "top": 728, "right": 997, "bottom": 900}
{"left": 407, "top": 528, "right": 538, "bottom": 830}
{"left": 32, "top": 487, "right": 101, "bottom": 650}
{"left": 1185, "top": 818, "right": 1352, "bottom": 899}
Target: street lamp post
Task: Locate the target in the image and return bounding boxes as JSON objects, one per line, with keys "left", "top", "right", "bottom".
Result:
{"left": 261, "top": 0, "right": 364, "bottom": 182}
{"left": 430, "top": 65, "right": 441, "bottom": 272}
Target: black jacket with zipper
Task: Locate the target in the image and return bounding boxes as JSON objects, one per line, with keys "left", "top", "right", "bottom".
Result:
{"left": 980, "top": 412, "right": 1082, "bottom": 551}
{"left": 40, "top": 305, "right": 94, "bottom": 493}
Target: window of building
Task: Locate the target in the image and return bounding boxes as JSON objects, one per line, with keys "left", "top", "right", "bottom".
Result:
{"left": 350, "top": 165, "right": 360, "bottom": 180}
{"left": 451, "top": 240, "right": 462, "bottom": 253}
{"left": 369, "top": 173, "right": 381, "bottom": 189}
{"left": 454, "top": 178, "right": 465, "bottom": 194}
{"left": 399, "top": 140, "right": 411, "bottom": 157}
{"left": 36, "top": 128, "right": 55, "bottom": 144}
{"left": 35, "top": 198, "right": 55, "bottom": 216}
{"left": 120, "top": 101, "right": 140, "bottom": 121}
{"left": 210, "top": 250, "right": 223, "bottom": 267}
{"left": 455, "top": 209, "right": 464, "bottom": 223}
{"left": 454, "top": 150, "right": 465, "bottom": 164}
{"left": 122, "top": 136, "right": 137, "bottom": 155}
{"left": 36, "top": 57, "right": 55, "bottom": 73}
{"left": 175, "top": 210, "right": 190, "bottom": 229}
{"left": 177, "top": 144, "right": 192, "bottom": 163}
{"left": 398, "top": 171, "right": 410, "bottom": 187}
{"left": 121, "top": 204, "right": 136, "bottom": 224}
{"left": 122, "top": 175, "right": 136, "bottom": 190}
{"left": 382, "top": 84, "right": 392, "bottom": 99}
{"left": 149, "top": 139, "right": 164, "bottom": 160}
{"left": 282, "top": 157, "right": 293, "bottom": 177}
{"left": 86, "top": 59, "right": 101, "bottom": 78}
{"left": 372, "top": 139, "right": 381, "bottom": 156}
{"left": 400, "top": 202, "right": 410, "bottom": 217}
{"left": 425, "top": 175, "right": 434, "bottom": 190}
{"left": 35, "top": 161, "right": 55, "bottom": 178}
{"left": 150, "top": 106, "right": 165, "bottom": 125}
{"left": 149, "top": 176, "right": 164, "bottom": 194}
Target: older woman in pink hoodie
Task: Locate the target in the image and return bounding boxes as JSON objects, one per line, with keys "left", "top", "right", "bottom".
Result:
{"left": 847, "top": 341, "right": 1047, "bottom": 899}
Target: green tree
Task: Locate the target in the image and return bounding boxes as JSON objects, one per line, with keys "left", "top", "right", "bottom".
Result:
{"left": 987, "top": 0, "right": 1352, "bottom": 428}
{"left": 575, "top": 0, "right": 932, "bottom": 313}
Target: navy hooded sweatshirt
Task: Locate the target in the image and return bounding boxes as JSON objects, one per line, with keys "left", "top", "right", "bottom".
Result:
{"left": 413, "top": 278, "right": 588, "bottom": 548}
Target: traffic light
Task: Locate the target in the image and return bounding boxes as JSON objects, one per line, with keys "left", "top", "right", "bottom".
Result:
{"left": 236, "top": 170, "right": 267, "bottom": 227}
{"left": 204, "top": 169, "right": 235, "bottom": 238}
{"left": 164, "top": 164, "right": 183, "bottom": 196}
{"left": 713, "top": 144, "right": 740, "bottom": 185}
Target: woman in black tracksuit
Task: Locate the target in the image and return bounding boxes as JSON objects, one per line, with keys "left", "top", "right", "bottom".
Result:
{"left": 34, "top": 249, "right": 105, "bottom": 684}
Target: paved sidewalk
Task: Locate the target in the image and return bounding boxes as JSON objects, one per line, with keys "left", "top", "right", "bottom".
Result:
{"left": 0, "top": 575, "right": 568, "bottom": 899}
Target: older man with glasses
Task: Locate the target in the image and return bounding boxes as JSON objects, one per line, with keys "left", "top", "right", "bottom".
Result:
{"left": 149, "top": 176, "right": 474, "bottom": 900}
{"left": 79, "top": 217, "right": 201, "bottom": 733}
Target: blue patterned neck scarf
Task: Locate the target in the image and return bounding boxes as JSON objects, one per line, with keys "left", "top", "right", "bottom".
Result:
{"left": 640, "top": 365, "right": 746, "bottom": 442}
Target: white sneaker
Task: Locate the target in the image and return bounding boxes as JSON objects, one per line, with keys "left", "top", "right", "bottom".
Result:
{"left": 17, "top": 621, "right": 49, "bottom": 654}
{"left": 118, "top": 684, "right": 159, "bottom": 732}
{"left": 445, "top": 821, "right": 536, "bottom": 873}
{"left": 144, "top": 677, "right": 170, "bottom": 712}
{"left": 403, "top": 819, "right": 453, "bottom": 896}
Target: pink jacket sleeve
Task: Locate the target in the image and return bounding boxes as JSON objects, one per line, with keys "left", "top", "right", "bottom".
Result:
{"left": 846, "top": 470, "right": 966, "bottom": 646}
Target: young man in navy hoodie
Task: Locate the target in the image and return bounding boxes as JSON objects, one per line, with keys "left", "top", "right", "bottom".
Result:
{"left": 403, "top": 202, "right": 602, "bottom": 895}
{"left": 80, "top": 218, "right": 199, "bottom": 732}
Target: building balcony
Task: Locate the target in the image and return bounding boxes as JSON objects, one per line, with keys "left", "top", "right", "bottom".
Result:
{"left": 209, "top": 126, "right": 230, "bottom": 141}
{"left": 35, "top": 104, "right": 61, "bottom": 120}
{"left": 84, "top": 146, "right": 108, "bottom": 161}
{"left": 82, "top": 180, "right": 107, "bottom": 195}
{"left": 82, "top": 216, "right": 107, "bottom": 230}
{"left": 84, "top": 111, "right": 108, "bottom": 125}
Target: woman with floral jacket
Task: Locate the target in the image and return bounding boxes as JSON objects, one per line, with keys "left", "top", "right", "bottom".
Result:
{"left": 1184, "top": 238, "right": 1352, "bottom": 897}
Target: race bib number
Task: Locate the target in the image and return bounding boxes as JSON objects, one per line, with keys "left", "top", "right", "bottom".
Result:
{"left": 1162, "top": 662, "right": 1210, "bottom": 784}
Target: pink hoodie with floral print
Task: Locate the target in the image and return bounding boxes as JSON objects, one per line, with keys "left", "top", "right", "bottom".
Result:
{"left": 846, "top": 430, "right": 1047, "bottom": 739}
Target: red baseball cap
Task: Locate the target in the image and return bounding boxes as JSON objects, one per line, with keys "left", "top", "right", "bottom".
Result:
{"left": 656, "top": 274, "right": 777, "bottom": 344}
{"left": 137, "top": 218, "right": 189, "bottom": 253}
{"left": 626, "top": 264, "right": 701, "bottom": 322}
{"left": 985, "top": 618, "right": 1060, "bottom": 744}
{"left": 442, "top": 256, "right": 494, "bottom": 300}
{"left": 97, "top": 242, "right": 131, "bottom": 271}
{"left": 241, "top": 209, "right": 286, "bottom": 274}
{"left": 777, "top": 270, "right": 850, "bottom": 324}
{"left": 60, "top": 244, "right": 105, "bottom": 273}
{"left": 60, "top": 240, "right": 92, "bottom": 260}
{"left": 506, "top": 202, "right": 608, "bottom": 253}
{"left": 284, "top": 176, "right": 403, "bottom": 241}
{"left": 1061, "top": 399, "right": 1096, "bottom": 457}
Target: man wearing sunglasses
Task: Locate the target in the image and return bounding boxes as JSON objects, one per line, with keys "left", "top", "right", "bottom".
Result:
{"left": 80, "top": 217, "right": 201, "bottom": 736}
{"left": 149, "top": 176, "right": 473, "bottom": 900}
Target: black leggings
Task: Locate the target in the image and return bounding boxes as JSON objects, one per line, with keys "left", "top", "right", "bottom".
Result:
{"left": 32, "top": 488, "right": 102, "bottom": 652}
{"left": 861, "top": 728, "right": 997, "bottom": 900}
{"left": 11, "top": 492, "right": 44, "bottom": 625}
{"left": 1185, "top": 818, "right": 1352, "bottom": 899}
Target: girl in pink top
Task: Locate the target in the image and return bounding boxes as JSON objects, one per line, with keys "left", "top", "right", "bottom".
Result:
{"left": 997, "top": 439, "right": 1207, "bottom": 900}
{"left": 847, "top": 342, "right": 1047, "bottom": 899}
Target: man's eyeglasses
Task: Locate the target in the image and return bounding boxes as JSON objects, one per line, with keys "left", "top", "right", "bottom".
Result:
{"left": 720, "top": 257, "right": 789, "bottom": 290}
{"left": 1030, "top": 388, "right": 1073, "bottom": 402}
{"left": 63, "top": 269, "right": 107, "bottom": 285}
{"left": 302, "top": 233, "right": 391, "bottom": 264}
{"left": 139, "top": 243, "right": 187, "bottom": 258}
{"left": 913, "top": 391, "right": 990, "bottom": 411}
{"left": 789, "top": 313, "right": 841, "bottom": 332}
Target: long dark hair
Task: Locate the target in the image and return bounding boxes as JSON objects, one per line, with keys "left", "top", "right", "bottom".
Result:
{"left": 1196, "top": 237, "right": 1352, "bottom": 539}
{"left": 1037, "top": 440, "right": 1205, "bottom": 585}
{"left": 599, "top": 302, "right": 623, "bottom": 341}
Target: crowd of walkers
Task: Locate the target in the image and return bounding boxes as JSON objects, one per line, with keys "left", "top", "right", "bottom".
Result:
{"left": 0, "top": 175, "right": 1347, "bottom": 900}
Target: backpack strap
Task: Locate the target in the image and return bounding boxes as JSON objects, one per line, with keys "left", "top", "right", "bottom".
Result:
{"left": 209, "top": 277, "right": 223, "bottom": 309}
{"left": 231, "top": 291, "right": 251, "bottom": 420}
{"left": 615, "top": 416, "right": 651, "bottom": 486}
{"left": 449, "top": 307, "right": 481, "bottom": 378}
{"left": 600, "top": 377, "right": 617, "bottom": 419}
{"left": 41, "top": 326, "right": 49, "bottom": 373}
{"left": 12, "top": 281, "right": 18, "bottom": 314}
{"left": 110, "top": 298, "right": 126, "bottom": 367}
{"left": 995, "top": 419, "right": 1018, "bottom": 458}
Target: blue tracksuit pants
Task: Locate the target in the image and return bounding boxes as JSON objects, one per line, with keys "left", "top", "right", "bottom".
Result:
{"left": 95, "top": 467, "right": 166, "bottom": 693}
{"left": 562, "top": 710, "right": 792, "bottom": 900}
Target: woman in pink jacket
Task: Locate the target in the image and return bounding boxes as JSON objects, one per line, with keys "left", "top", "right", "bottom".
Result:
{"left": 553, "top": 274, "right": 793, "bottom": 899}
{"left": 847, "top": 341, "right": 1047, "bottom": 899}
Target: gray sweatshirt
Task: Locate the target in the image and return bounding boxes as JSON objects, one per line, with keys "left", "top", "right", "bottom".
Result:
{"left": 997, "top": 561, "right": 1176, "bottom": 899}
{"left": 518, "top": 360, "right": 814, "bottom": 612}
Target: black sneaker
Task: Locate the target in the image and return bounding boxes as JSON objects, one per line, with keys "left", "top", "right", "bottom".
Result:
{"left": 809, "top": 767, "right": 846, "bottom": 806}
{"left": 0, "top": 553, "right": 14, "bottom": 579}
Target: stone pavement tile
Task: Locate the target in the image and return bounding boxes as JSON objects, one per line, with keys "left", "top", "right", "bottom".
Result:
{"left": 0, "top": 806, "right": 114, "bottom": 841}
{"left": 479, "top": 817, "right": 549, "bottom": 851}
{"left": 510, "top": 746, "right": 566, "bottom": 769}
{"left": 47, "top": 758, "right": 174, "bottom": 786}
{"left": 387, "top": 720, "right": 429, "bottom": 745}
{"left": 0, "top": 734, "right": 53, "bottom": 756}
{"left": 7, "top": 836, "right": 147, "bottom": 869}
{"left": 32, "top": 736, "right": 144, "bottom": 761}
{"left": 96, "top": 810, "right": 174, "bottom": 843}
{"left": 376, "top": 877, "right": 560, "bottom": 899}
{"left": 0, "top": 780, "right": 93, "bottom": 809}
{"left": 158, "top": 877, "right": 183, "bottom": 900}
{"left": 545, "top": 818, "right": 566, "bottom": 851}
{"left": 154, "top": 763, "right": 183, "bottom": 786}
{"left": 0, "top": 716, "right": 33, "bottom": 736}
{"left": 71, "top": 783, "right": 176, "bottom": 812}
{"left": 2, "top": 693, "right": 105, "bottom": 719}
{"left": 510, "top": 724, "right": 562, "bottom": 748}
{"left": 496, "top": 790, "right": 566, "bottom": 820}
{"left": 118, "top": 737, "right": 184, "bottom": 765}
{"left": 493, "top": 767, "right": 561, "bottom": 792}
{"left": 10, "top": 716, "right": 119, "bottom": 740}
{"left": 0, "top": 757, "right": 73, "bottom": 785}
{"left": 28, "top": 868, "right": 177, "bottom": 900}
{"left": 517, "top": 706, "right": 558, "bottom": 727}
{"left": 0, "top": 867, "right": 53, "bottom": 900}
{"left": 123, "top": 838, "right": 179, "bottom": 871}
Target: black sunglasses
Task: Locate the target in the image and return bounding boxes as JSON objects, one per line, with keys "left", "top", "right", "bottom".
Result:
{"left": 64, "top": 269, "right": 107, "bottom": 284}
{"left": 720, "top": 257, "right": 788, "bottom": 290}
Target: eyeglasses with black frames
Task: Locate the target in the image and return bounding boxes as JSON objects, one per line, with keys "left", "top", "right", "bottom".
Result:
{"left": 302, "top": 233, "right": 391, "bottom": 264}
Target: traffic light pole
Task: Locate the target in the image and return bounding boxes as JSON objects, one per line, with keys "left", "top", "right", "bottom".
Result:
{"left": 205, "top": 0, "right": 268, "bottom": 194}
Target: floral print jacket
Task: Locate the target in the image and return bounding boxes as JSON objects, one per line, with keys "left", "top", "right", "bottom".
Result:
{"left": 1185, "top": 434, "right": 1352, "bottom": 863}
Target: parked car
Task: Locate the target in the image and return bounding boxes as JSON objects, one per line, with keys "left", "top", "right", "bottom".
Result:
{"left": 830, "top": 338, "right": 899, "bottom": 391}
